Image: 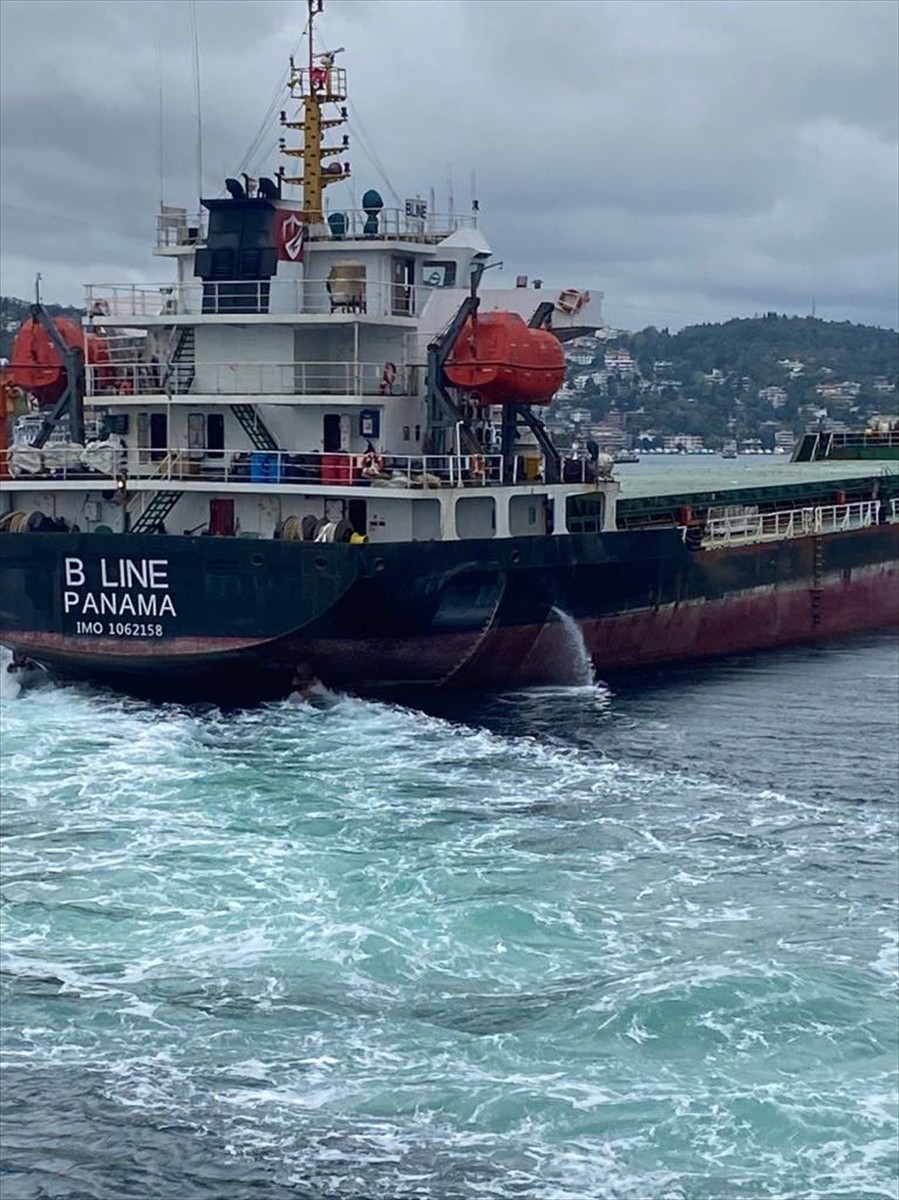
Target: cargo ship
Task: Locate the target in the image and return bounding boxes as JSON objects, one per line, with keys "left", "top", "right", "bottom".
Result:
{"left": 1, "top": 2, "right": 897, "bottom": 702}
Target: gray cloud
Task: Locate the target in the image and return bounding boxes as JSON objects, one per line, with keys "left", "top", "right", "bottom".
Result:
{"left": 1, "top": 0, "right": 896, "bottom": 330}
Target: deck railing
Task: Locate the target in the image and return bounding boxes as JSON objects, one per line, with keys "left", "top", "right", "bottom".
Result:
{"left": 85, "top": 360, "right": 414, "bottom": 399}
{"left": 307, "top": 207, "right": 478, "bottom": 243}
{"left": 818, "top": 430, "right": 899, "bottom": 450}
{"left": 153, "top": 202, "right": 474, "bottom": 251}
{"left": 2, "top": 445, "right": 505, "bottom": 489}
{"left": 84, "top": 278, "right": 429, "bottom": 321}
{"left": 700, "top": 501, "right": 883, "bottom": 545}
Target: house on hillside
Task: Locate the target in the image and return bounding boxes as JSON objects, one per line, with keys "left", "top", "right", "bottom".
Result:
{"left": 758, "top": 386, "right": 788, "bottom": 408}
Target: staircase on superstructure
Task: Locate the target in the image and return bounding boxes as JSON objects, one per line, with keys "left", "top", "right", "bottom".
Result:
{"left": 130, "top": 488, "right": 184, "bottom": 534}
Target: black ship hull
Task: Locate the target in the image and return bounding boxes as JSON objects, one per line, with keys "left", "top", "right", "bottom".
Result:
{"left": 2, "top": 523, "right": 897, "bottom": 700}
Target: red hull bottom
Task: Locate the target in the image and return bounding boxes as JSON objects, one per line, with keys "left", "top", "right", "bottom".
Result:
{"left": 469, "top": 561, "right": 899, "bottom": 687}
{"left": 291, "top": 562, "right": 899, "bottom": 690}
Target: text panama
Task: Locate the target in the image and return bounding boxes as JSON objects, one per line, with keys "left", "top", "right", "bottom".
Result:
{"left": 63, "top": 557, "right": 177, "bottom": 618}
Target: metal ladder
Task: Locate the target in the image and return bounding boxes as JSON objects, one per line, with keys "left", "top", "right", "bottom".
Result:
{"left": 232, "top": 404, "right": 280, "bottom": 451}
{"left": 161, "top": 327, "right": 195, "bottom": 394}
{"left": 810, "top": 536, "right": 824, "bottom": 627}
{"left": 130, "top": 490, "right": 184, "bottom": 534}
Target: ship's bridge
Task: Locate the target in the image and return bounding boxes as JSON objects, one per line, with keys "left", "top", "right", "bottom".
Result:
{"left": 91, "top": 221, "right": 493, "bottom": 323}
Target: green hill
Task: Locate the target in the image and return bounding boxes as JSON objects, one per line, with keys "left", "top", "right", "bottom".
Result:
{"left": 628, "top": 314, "right": 898, "bottom": 388}
{"left": 566, "top": 313, "right": 898, "bottom": 447}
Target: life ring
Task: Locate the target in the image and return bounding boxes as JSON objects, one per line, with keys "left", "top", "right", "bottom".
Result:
{"left": 378, "top": 361, "right": 397, "bottom": 395}
{"left": 361, "top": 450, "right": 386, "bottom": 477}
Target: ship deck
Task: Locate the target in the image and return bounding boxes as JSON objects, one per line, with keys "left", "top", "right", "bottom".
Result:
{"left": 615, "top": 457, "right": 899, "bottom": 523}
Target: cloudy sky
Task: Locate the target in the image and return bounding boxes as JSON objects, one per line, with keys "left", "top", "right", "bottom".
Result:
{"left": 1, "top": 0, "right": 897, "bottom": 331}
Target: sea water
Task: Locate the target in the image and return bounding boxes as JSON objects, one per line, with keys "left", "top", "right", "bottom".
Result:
{"left": 1, "top": 633, "right": 897, "bottom": 1200}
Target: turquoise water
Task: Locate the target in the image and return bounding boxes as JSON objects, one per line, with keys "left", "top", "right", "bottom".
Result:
{"left": 1, "top": 636, "right": 897, "bottom": 1199}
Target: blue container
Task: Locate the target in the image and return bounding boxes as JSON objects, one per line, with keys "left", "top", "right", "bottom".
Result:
{"left": 250, "top": 452, "right": 280, "bottom": 483}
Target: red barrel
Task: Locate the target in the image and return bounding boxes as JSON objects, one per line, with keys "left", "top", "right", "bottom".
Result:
{"left": 322, "top": 454, "right": 354, "bottom": 485}
{"left": 445, "top": 312, "right": 565, "bottom": 405}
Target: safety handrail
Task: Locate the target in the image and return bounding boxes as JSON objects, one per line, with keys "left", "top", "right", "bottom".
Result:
{"left": 84, "top": 278, "right": 431, "bottom": 320}
{"left": 701, "top": 501, "right": 883, "bottom": 545}
{"left": 815, "top": 430, "right": 899, "bottom": 448}
{"left": 84, "top": 360, "right": 413, "bottom": 398}
{"left": 2, "top": 445, "right": 506, "bottom": 488}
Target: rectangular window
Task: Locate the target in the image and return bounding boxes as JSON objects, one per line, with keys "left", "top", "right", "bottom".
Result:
{"left": 566, "top": 493, "right": 606, "bottom": 534}
{"left": 149, "top": 412, "right": 168, "bottom": 463}
{"left": 391, "top": 256, "right": 415, "bottom": 315}
{"left": 403, "top": 425, "right": 410, "bottom": 441}
{"left": 323, "top": 413, "right": 342, "bottom": 452}
{"left": 422, "top": 262, "right": 457, "bottom": 288}
{"left": 207, "top": 413, "right": 225, "bottom": 459}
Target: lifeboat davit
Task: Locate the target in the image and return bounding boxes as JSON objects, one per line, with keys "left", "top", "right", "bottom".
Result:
{"left": 0, "top": 369, "right": 18, "bottom": 481}
{"left": 9, "top": 316, "right": 110, "bottom": 405}
{"left": 445, "top": 312, "right": 565, "bottom": 405}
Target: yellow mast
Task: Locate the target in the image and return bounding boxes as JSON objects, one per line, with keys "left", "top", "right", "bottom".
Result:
{"left": 279, "top": 0, "right": 349, "bottom": 222}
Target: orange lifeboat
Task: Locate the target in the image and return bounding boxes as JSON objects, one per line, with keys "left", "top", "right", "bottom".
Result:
{"left": 445, "top": 312, "right": 565, "bottom": 405}
{"left": 9, "top": 316, "right": 110, "bottom": 405}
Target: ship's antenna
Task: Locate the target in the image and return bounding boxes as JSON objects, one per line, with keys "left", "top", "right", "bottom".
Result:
{"left": 155, "top": 37, "right": 165, "bottom": 209}
{"left": 470, "top": 170, "right": 479, "bottom": 225}
{"left": 34, "top": 273, "right": 42, "bottom": 305}
{"left": 280, "top": 0, "right": 350, "bottom": 221}
{"left": 189, "top": 0, "right": 204, "bottom": 205}
{"left": 447, "top": 163, "right": 454, "bottom": 224}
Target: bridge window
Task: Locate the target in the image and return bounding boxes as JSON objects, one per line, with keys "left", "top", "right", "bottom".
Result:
{"left": 422, "top": 262, "right": 457, "bottom": 288}
{"left": 391, "top": 257, "right": 415, "bottom": 315}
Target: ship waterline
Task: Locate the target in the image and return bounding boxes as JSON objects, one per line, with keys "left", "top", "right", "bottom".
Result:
{"left": 3, "top": 517, "right": 896, "bottom": 698}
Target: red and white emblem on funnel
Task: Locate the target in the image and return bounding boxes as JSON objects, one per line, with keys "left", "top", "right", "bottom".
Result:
{"left": 277, "top": 212, "right": 307, "bottom": 262}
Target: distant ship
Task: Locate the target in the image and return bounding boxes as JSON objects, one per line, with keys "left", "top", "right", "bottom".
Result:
{"left": 613, "top": 449, "right": 640, "bottom": 464}
{"left": 1, "top": 0, "right": 897, "bottom": 701}
{"left": 721, "top": 443, "right": 738, "bottom": 459}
